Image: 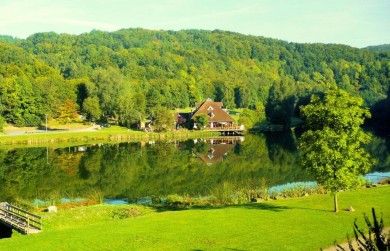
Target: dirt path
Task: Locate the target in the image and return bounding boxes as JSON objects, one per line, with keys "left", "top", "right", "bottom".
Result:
{"left": 4, "top": 124, "right": 100, "bottom": 135}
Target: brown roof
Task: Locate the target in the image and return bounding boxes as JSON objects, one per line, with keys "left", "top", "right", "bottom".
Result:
{"left": 191, "top": 98, "right": 234, "bottom": 123}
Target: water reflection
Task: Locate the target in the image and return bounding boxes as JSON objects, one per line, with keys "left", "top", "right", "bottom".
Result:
{"left": 0, "top": 132, "right": 388, "bottom": 205}
{"left": 194, "top": 137, "right": 244, "bottom": 165}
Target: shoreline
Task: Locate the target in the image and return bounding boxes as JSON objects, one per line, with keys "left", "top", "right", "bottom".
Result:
{"left": 0, "top": 127, "right": 221, "bottom": 147}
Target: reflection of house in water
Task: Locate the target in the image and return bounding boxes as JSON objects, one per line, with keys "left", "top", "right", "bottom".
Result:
{"left": 77, "top": 146, "right": 87, "bottom": 152}
{"left": 195, "top": 137, "right": 244, "bottom": 165}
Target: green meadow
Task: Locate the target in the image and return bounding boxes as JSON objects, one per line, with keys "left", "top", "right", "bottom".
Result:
{"left": 0, "top": 186, "right": 389, "bottom": 251}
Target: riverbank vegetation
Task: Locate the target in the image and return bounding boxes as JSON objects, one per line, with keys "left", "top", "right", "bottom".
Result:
{"left": 0, "top": 126, "right": 218, "bottom": 146}
{"left": 0, "top": 186, "right": 388, "bottom": 250}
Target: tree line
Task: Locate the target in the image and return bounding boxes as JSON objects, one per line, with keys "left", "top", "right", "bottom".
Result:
{"left": 0, "top": 29, "right": 389, "bottom": 129}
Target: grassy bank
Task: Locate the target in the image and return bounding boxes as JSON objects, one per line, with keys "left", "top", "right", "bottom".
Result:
{"left": 0, "top": 126, "right": 219, "bottom": 146}
{"left": 0, "top": 186, "right": 389, "bottom": 250}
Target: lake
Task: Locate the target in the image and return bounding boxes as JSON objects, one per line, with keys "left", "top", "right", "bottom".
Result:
{"left": 0, "top": 132, "right": 389, "bottom": 206}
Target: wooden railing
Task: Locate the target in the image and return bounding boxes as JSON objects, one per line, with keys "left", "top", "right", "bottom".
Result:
{"left": 0, "top": 202, "right": 42, "bottom": 234}
{"left": 207, "top": 125, "right": 244, "bottom": 131}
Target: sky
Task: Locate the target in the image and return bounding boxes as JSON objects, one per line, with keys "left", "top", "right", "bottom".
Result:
{"left": 0, "top": 0, "right": 389, "bottom": 48}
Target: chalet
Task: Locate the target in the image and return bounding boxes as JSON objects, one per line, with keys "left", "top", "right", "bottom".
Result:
{"left": 191, "top": 98, "right": 235, "bottom": 129}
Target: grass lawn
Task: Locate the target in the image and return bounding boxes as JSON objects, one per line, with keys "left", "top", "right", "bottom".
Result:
{"left": 0, "top": 186, "right": 389, "bottom": 250}
{"left": 228, "top": 108, "right": 243, "bottom": 122}
{"left": 0, "top": 126, "right": 218, "bottom": 147}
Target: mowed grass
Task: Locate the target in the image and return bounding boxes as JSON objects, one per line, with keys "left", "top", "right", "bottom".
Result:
{"left": 0, "top": 126, "right": 218, "bottom": 146}
{"left": 0, "top": 186, "right": 389, "bottom": 251}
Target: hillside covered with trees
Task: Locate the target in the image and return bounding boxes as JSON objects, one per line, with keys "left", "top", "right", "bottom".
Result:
{"left": 0, "top": 28, "right": 389, "bottom": 128}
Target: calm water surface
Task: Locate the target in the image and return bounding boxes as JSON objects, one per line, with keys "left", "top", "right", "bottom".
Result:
{"left": 0, "top": 132, "right": 388, "bottom": 205}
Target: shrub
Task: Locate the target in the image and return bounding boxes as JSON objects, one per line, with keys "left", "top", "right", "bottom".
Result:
{"left": 111, "top": 207, "right": 143, "bottom": 219}
{"left": 83, "top": 96, "right": 102, "bottom": 121}
{"left": 336, "top": 208, "right": 390, "bottom": 250}
{"left": 165, "top": 194, "right": 193, "bottom": 209}
{"left": 0, "top": 116, "right": 5, "bottom": 132}
{"left": 153, "top": 106, "right": 175, "bottom": 132}
{"left": 268, "top": 182, "right": 326, "bottom": 199}
{"left": 193, "top": 114, "right": 209, "bottom": 129}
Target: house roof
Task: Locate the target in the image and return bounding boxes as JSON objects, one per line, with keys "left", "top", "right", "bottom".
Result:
{"left": 191, "top": 98, "right": 234, "bottom": 122}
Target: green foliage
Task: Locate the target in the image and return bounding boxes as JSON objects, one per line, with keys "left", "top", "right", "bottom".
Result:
{"left": 164, "top": 194, "right": 194, "bottom": 209}
{"left": 238, "top": 103, "right": 266, "bottom": 129}
{"left": 364, "top": 44, "right": 390, "bottom": 53}
{"left": 111, "top": 207, "right": 144, "bottom": 219}
{"left": 301, "top": 89, "right": 371, "bottom": 132}
{"left": 0, "top": 29, "right": 389, "bottom": 127}
{"left": 0, "top": 115, "right": 5, "bottom": 132}
{"left": 56, "top": 100, "right": 79, "bottom": 124}
{"left": 336, "top": 208, "right": 390, "bottom": 251}
{"left": 269, "top": 184, "right": 326, "bottom": 199}
{"left": 152, "top": 106, "right": 174, "bottom": 132}
{"left": 0, "top": 35, "right": 18, "bottom": 44}
{"left": 117, "top": 90, "right": 146, "bottom": 128}
{"left": 299, "top": 88, "right": 374, "bottom": 211}
{"left": 82, "top": 97, "right": 102, "bottom": 121}
{"left": 193, "top": 114, "right": 209, "bottom": 128}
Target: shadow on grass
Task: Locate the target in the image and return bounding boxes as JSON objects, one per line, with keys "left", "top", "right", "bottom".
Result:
{"left": 192, "top": 248, "right": 248, "bottom": 251}
{"left": 152, "top": 202, "right": 290, "bottom": 213}
{"left": 287, "top": 206, "right": 333, "bottom": 213}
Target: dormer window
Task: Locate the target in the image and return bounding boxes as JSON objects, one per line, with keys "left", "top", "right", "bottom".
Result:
{"left": 209, "top": 112, "right": 215, "bottom": 118}
{"left": 207, "top": 106, "right": 214, "bottom": 111}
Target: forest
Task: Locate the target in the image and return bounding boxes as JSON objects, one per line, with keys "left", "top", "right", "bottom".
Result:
{"left": 0, "top": 28, "right": 389, "bottom": 128}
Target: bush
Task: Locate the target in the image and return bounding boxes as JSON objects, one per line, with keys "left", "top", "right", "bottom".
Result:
{"left": 336, "top": 208, "right": 390, "bottom": 250}
{"left": 210, "top": 182, "right": 255, "bottom": 205}
{"left": 193, "top": 114, "right": 209, "bottom": 129}
{"left": 268, "top": 182, "right": 326, "bottom": 199}
{"left": 83, "top": 96, "right": 102, "bottom": 121}
{"left": 0, "top": 116, "right": 5, "bottom": 132}
{"left": 238, "top": 103, "right": 266, "bottom": 129}
{"left": 153, "top": 106, "right": 175, "bottom": 132}
{"left": 165, "top": 194, "right": 193, "bottom": 209}
{"left": 111, "top": 207, "right": 143, "bottom": 219}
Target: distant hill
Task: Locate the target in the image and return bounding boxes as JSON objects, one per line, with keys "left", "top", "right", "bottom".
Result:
{"left": 363, "top": 44, "right": 390, "bottom": 53}
{"left": 0, "top": 28, "right": 389, "bottom": 127}
{"left": 0, "top": 35, "right": 19, "bottom": 44}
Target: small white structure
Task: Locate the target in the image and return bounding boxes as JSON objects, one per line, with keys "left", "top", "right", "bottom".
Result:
{"left": 47, "top": 205, "right": 58, "bottom": 213}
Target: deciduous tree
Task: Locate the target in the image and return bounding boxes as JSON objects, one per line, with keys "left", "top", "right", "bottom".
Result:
{"left": 299, "top": 88, "right": 373, "bottom": 212}
{"left": 82, "top": 97, "right": 102, "bottom": 122}
{"left": 153, "top": 106, "right": 174, "bottom": 132}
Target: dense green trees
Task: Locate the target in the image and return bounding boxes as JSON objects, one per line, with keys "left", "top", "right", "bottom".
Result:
{"left": 299, "top": 88, "right": 373, "bottom": 212}
{"left": 0, "top": 29, "right": 389, "bottom": 128}
{"left": 153, "top": 106, "right": 175, "bottom": 132}
{"left": 82, "top": 97, "right": 102, "bottom": 121}
{"left": 238, "top": 103, "right": 266, "bottom": 129}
